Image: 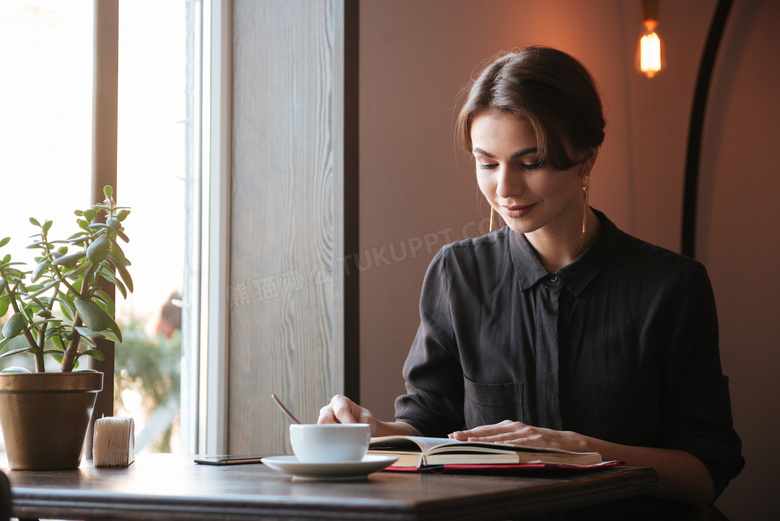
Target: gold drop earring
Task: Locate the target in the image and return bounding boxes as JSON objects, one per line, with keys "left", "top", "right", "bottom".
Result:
{"left": 489, "top": 207, "right": 495, "bottom": 233}
{"left": 575, "top": 183, "right": 589, "bottom": 257}
{"left": 581, "top": 185, "right": 589, "bottom": 235}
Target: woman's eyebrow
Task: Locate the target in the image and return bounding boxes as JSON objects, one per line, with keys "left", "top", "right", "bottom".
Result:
{"left": 472, "top": 147, "right": 538, "bottom": 158}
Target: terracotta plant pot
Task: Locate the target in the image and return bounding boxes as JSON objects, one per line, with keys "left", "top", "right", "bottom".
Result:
{"left": 0, "top": 372, "right": 103, "bottom": 470}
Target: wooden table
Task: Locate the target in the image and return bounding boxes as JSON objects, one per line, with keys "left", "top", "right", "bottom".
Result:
{"left": 5, "top": 454, "right": 659, "bottom": 521}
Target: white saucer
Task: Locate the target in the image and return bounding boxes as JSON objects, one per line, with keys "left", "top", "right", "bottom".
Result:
{"left": 261, "top": 455, "right": 398, "bottom": 481}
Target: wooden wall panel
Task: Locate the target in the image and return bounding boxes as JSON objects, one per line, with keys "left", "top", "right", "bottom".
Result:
{"left": 229, "top": 0, "right": 353, "bottom": 454}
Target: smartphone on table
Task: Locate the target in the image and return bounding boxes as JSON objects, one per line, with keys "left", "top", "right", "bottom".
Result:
{"left": 194, "top": 455, "right": 265, "bottom": 465}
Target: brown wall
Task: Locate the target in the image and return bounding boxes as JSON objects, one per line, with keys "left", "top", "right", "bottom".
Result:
{"left": 697, "top": 0, "right": 780, "bottom": 516}
{"left": 358, "top": 0, "right": 780, "bottom": 517}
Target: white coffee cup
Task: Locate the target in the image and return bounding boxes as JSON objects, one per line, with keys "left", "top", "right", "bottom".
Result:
{"left": 289, "top": 423, "right": 371, "bottom": 463}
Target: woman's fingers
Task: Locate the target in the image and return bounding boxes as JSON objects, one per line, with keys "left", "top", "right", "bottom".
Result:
{"left": 451, "top": 421, "right": 579, "bottom": 451}
{"left": 450, "top": 420, "right": 522, "bottom": 440}
{"left": 318, "top": 394, "right": 354, "bottom": 423}
{"left": 317, "top": 395, "right": 377, "bottom": 433}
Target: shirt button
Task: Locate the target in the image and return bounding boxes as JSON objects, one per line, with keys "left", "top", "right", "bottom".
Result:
{"left": 549, "top": 275, "right": 559, "bottom": 283}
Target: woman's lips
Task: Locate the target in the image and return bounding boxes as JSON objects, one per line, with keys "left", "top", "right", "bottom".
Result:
{"left": 501, "top": 204, "right": 535, "bottom": 219}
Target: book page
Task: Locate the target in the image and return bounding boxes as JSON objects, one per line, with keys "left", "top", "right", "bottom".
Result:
{"left": 369, "top": 435, "right": 458, "bottom": 453}
{"left": 368, "top": 435, "right": 602, "bottom": 467}
{"left": 427, "top": 441, "right": 598, "bottom": 457}
{"left": 370, "top": 436, "right": 598, "bottom": 457}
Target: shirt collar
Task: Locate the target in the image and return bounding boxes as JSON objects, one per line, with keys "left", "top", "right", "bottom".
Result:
{"left": 508, "top": 208, "right": 619, "bottom": 297}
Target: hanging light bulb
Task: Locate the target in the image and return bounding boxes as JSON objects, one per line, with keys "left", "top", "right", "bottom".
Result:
{"left": 638, "top": 0, "right": 665, "bottom": 78}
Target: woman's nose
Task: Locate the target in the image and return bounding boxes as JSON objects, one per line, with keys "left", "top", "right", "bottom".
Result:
{"left": 496, "top": 166, "right": 523, "bottom": 198}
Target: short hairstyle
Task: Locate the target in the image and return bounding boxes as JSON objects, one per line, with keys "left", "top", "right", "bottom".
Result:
{"left": 456, "top": 46, "right": 606, "bottom": 170}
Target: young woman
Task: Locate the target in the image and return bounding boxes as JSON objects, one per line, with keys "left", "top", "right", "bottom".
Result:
{"left": 318, "top": 46, "right": 743, "bottom": 511}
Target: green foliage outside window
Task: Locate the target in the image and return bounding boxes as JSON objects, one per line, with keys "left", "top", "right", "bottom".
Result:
{"left": 113, "top": 316, "right": 181, "bottom": 454}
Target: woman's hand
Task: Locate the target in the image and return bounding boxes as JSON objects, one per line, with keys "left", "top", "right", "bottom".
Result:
{"left": 317, "top": 395, "right": 422, "bottom": 438}
{"left": 317, "top": 394, "right": 377, "bottom": 430}
{"left": 450, "top": 419, "right": 715, "bottom": 506}
{"left": 449, "top": 420, "right": 586, "bottom": 452}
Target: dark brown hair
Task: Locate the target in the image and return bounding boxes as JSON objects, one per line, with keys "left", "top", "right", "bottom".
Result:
{"left": 456, "top": 46, "right": 605, "bottom": 170}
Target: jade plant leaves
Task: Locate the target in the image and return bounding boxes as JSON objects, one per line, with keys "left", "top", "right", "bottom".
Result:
{"left": 50, "top": 251, "right": 85, "bottom": 267}
{"left": 80, "top": 349, "right": 105, "bottom": 361}
{"left": 0, "top": 365, "right": 32, "bottom": 373}
{"left": 74, "top": 298, "right": 122, "bottom": 342}
{"left": 0, "top": 185, "right": 131, "bottom": 372}
{"left": 2, "top": 313, "right": 24, "bottom": 339}
{"left": 32, "top": 260, "right": 49, "bottom": 282}
{"left": 116, "top": 264, "right": 133, "bottom": 293}
{"left": 86, "top": 235, "right": 110, "bottom": 264}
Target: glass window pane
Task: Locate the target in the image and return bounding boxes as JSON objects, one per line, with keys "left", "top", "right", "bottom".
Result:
{"left": 0, "top": 0, "right": 93, "bottom": 268}
{"left": 0, "top": 0, "right": 94, "bottom": 455}
{"left": 115, "top": 0, "right": 189, "bottom": 454}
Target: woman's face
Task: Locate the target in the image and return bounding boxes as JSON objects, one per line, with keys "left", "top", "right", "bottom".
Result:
{"left": 471, "top": 110, "right": 591, "bottom": 239}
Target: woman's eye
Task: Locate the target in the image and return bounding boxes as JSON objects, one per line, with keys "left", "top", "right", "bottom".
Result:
{"left": 520, "top": 160, "right": 542, "bottom": 170}
{"left": 475, "top": 159, "right": 541, "bottom": 171}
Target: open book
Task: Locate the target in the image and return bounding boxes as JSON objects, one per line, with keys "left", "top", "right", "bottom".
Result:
{"left": 368, "top": 435, "right": 603, "bottom": 468}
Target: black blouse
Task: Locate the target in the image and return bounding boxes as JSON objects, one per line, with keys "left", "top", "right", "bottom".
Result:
{"left": 395, "top": 209, "right": 744, "bottom": 497}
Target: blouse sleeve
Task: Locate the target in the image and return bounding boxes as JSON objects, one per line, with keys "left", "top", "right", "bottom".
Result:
{"left": 394, "top": 248, "right": 466, "bottom": 437}
{"left": 660, "top": 261, "right": 744, "bottom": 499}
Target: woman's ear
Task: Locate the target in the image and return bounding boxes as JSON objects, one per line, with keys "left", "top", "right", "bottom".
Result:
{"left": 579, "top": 148, "right": 598, "bottom": 180}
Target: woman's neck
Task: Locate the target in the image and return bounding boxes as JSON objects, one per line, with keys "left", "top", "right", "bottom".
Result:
{"left": 526, "top": 209, "right": 600, "bottom": 273}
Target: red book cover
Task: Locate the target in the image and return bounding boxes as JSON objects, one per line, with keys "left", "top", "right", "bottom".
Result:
{"left": 384, "top": 460, "right": 624, "bottom": 474}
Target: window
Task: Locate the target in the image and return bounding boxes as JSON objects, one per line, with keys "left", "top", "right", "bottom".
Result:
{"left": 113, "top": 0, "right": 193, "bottom": 454}
{"left": 0, "top": 0, "right": 93, "bottom": 268}
{"left": 0, "top": 0, "right": 206, "bottom": 456}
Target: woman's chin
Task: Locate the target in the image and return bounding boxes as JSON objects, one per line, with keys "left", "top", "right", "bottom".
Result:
{"left": 504, "top": 219, "right": 539, "bottom": 235}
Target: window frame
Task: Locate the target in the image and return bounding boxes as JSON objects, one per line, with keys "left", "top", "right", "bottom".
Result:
{"left": 86, "top": 0, "right": 119, "bottom": 456}
{"left": 198, "top": 0, "right": 232, "bottom": 456}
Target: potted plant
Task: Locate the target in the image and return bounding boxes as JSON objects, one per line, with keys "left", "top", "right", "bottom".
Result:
{"left": 0, "top": 185, "right": 132, "bottom": 470}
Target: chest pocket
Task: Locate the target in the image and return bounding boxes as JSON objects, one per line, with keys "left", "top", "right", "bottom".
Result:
{"left": 463, "top": 378, "right": 525, "bottom": 429}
